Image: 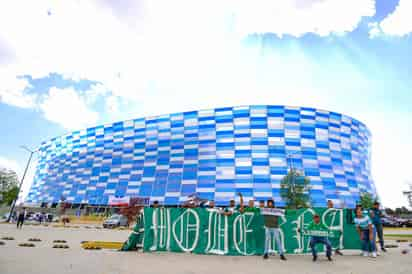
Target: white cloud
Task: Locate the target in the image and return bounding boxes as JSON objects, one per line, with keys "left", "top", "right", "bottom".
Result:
{"left": 359, "top": 111, "right": 412, "bottom": 208}
{"left": 0, "top": 156, "right": 20, "bottom": 173}
{"left": 369, "top": 0, "right": 412, "bottom": 37}
{"left": 0, "top": 0, "right": 376, "bottom": 104}
{"left": 368, "top": 22, "right": 381, "bottom": 38}
{"left": 82, "top": 83, "right": 110, "bottom": 105}
{"left": 379, "top": 0, "right": 412, "bottom": 36}
{"left": 105, "top": 95, "right": 120, "bottom": 113}
{"left": 40, "top": 87, "right": 99, "bottom": 130}
{"left": 0, "top": 70, "right": 36, "bottom": 108}
{"left": 232, "top": 0, "right": 375, "bottom": 37}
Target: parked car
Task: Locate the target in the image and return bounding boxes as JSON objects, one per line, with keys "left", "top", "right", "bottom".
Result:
{"left": 52, "top": 215, "right": 60, "bottom": 223}
{"left": 102, "top": 214, "right": 128, "bottom": 228}
{"left": 381, "top": 217, "right": 400, "bottom": 227}
{"left": 394, "top": 217, "right": 410, "bottom": 227}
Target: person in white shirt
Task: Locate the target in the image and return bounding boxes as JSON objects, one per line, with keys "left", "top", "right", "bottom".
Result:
{"left": 354, "top": 206, "right": 376, "bottom": 258}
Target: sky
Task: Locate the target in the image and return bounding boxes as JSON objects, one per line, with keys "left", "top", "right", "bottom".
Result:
{"left": 0, "top": 0, "right": 411, "bottom": 208}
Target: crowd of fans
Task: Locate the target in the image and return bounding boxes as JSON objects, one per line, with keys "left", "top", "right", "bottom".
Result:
{"left": 148, "top": 193, "right": 386, "bottom": 261}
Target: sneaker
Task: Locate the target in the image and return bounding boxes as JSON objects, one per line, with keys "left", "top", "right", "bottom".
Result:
{"left": 371, "top": 252, "right": 377, "bottom": 258}
{"left": 327, "top": 255, "right": 333, "bottom": 262}
{"left": 381, "top": 247, "right": 387, "bottom": 252}
{"left": 280, "top": 254, "right": 287, "bottom": 261}
{"left": 312, "top": 255, "right": 318, "bottom": 262}
{"left": 362, "top": 251, "right": 368, "bottom": 257}
{"left": 335, "top": 249, "right": 343, "bottom": 256}
{"left": 263, "top": 254, "right": 269, "bottom": 260}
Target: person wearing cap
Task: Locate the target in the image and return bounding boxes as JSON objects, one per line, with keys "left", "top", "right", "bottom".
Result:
{"left": 223, "top": 199, "right": 237, "bottom": 216}
{"left": 306, "top": 214, "right": 333, "bottom": 262}
{"left": 152, "top": 200, "right": 160, "bottom": 208}
{"left": 262, "top": 199, "right": 287, "bottom": 261}
{"left": 354, "top": 206, "right": 377, "bottom": 258}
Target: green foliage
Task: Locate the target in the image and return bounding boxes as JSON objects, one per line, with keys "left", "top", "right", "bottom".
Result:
{"left": 280, "top": 169, "right": 310, "bottom": 209}
{"left": 385, "top": 208, "right": 395, "bottom": 215}
{"left": 2, "top": 186, "right": 19, "bottom": 206}
{"left": 0, "top": 169, "right": 19, "bottom": 205}
{"left": 359, "top": 192, "right": 374, "bottom": 209}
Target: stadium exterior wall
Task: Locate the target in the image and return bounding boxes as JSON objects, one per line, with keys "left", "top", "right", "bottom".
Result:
{"left": 26, "top": 105, "right": 377, "bottom": 208}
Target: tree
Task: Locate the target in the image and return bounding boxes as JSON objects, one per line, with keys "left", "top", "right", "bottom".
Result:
{"left": 0, "top": 169, "right": 19, "bottom": 205}
{"left": 359, "top": 192, "right": 374, "bottom": 209}
{"left": 280, "top": 169, "right": 310, "bottom": 209}
{"left": 385, "top": 208, "right": 394, "bottom": 215}
{"left": 119, "top": 197, "right": 147, "bottom": 226}
{"left": 401, "top": 206, "right": 411, "bottom": 215}
{"left": 1, "top": 186, "right": 19, "bottom": 206}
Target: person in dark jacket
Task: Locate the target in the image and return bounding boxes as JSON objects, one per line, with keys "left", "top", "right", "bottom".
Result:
{"left": 371, "top": 202, "right": 386, "bottom": 252}
{"left": 16, "top": 208, "right": 26, "bottom": 229}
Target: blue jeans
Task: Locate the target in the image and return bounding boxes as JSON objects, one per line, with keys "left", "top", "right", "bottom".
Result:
{"left": 374, "top": 223, "right": 384, "bottom": 249}
{"left": 309, "top": 236, "right": 332, "bottom": 257}
{"left": 361, "top": 230, "right": 376, "bottom": 252}
{"left": 264, "top": 227, "right": 284, "bottom": 255}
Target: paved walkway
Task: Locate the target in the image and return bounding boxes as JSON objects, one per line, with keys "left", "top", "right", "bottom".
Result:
{"left": 1, "top": 224, "right": 411, "bottom": 274}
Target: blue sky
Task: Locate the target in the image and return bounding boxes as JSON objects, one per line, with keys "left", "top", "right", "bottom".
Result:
{"left": 0, "top": 0, "right": 411, "bottom": 208}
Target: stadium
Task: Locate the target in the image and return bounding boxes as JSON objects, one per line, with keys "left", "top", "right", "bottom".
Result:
{"left": 25, "top": 105, "right": 377, "bottom": 208}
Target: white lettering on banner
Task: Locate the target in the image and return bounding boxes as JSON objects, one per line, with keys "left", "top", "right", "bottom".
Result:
{"left": 205, "top": 209, "right": 228, "bottom": 255}
{"left": 322, "top": 208, "right": 344, "bottom": 249}
{"left": 172, "top": 209, "right": 200, "bottom": 252}
{"left": 293, "top": 208, "right": 316, "bottom": 253}
{"left": 233, "top": 212, "right": 255, "bottom": 255}
{"left": 261, "top": 208, "right": 285, "bottom": 217}
{"left": 150, "top": 208, "right": 171, "bottom": 251}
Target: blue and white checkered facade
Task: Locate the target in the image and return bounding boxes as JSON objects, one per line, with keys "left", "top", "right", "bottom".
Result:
{"left": 26, "top": 105, "right": 376, "bottom": 208}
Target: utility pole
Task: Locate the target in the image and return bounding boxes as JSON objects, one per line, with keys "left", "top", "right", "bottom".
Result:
{"left": 286, "top": 151, "right": 300, "bottom": 208}
{"left": 403, "top": 181, "right": 412, "bottom": 208}
{"left": 7, "top": 146, "right": 37, "bottom": 222}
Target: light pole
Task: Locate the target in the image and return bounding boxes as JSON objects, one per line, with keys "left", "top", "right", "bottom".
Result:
{"left": 7, "top": 146, "right": 37, "bottom": 222}
{"left": 286, "top": 151, "right": 301, "bottom": 208}
{"left": 403, "top": 182, "right": 412, "bottom": 208}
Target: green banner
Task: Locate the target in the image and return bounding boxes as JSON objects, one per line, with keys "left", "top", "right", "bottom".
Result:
{"left": 122, "top": 207, "right": 361, "bottom": 255}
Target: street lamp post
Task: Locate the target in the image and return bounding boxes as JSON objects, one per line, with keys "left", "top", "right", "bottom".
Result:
{"left": 286, "top": 151, "right": 301, "bottom": 208}
{"left": 7, "top": 146, "right": 37, "bottom": 222}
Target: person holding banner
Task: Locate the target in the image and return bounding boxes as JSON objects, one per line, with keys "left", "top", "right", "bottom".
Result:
{"left": 238, "top": 193, "right": 259, "bottom": 213}
{"left": 223, "top": 199, "right": 237, "bottom": 216}
{"left": 306, "top": 214, "right": 333, "bottom": 262}
{"left": 262, "top": 200, "right": 287, "bottom": 261}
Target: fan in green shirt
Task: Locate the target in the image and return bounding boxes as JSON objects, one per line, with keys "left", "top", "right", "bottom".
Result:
{"left": 305, "top": 214, "right": 332, "bottom": 262}
{"left": 238, "top": 193, "right": 260, "bottom": 214}
{"left": 306, "top": 221, "right": 329, "bottom": 233}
